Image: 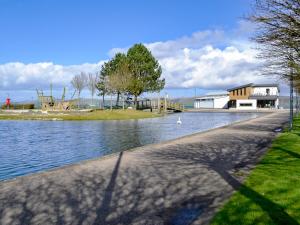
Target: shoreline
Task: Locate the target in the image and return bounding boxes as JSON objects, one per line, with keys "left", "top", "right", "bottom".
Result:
{"left": 0, "top": 109, "right": 161, "bottom": 121}
{"left": 0, "top": 111, "right": 289, "bottom": 225}
{"left": 0, "top": 108, "right": 282, "bottom": 121}
{"left": 0, "top": 112, "right": 267, "bottom": 183}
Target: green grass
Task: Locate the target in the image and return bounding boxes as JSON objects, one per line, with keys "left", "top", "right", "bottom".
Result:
{"left": 0, "top": 109, "right": 160, "bottom": 121}
{"left": 211, "top": 116, "right": 300, "bottom": 225}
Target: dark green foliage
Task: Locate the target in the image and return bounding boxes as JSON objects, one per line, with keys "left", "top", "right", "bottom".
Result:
{"left": 127, "top": 44, "right": 165, "bottom": 105}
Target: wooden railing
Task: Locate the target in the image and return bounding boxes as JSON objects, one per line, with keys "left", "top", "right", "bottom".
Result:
{"left": 137, "top": 99, "right": 184, "bottom": 112}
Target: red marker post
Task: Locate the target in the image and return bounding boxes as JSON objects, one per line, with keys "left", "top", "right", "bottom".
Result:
{"left": 5, "top": 98, "right": 11, "bottom": 109}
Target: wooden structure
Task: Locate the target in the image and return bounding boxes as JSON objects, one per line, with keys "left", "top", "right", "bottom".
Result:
{"left": 137, "top": 99, "right": 184, "bottom": 112}
{"left": 36, "top": 87, "right": 73, "bottom": 111}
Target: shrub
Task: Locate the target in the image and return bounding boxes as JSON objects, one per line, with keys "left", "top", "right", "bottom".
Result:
{"left": 1, "top": 104, "right": 35, "bottom": 110}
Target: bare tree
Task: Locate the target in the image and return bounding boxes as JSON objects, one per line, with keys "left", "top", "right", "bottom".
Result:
{"left": 108, "top": 59, "right": 132, "bottom": 110}
{"left": 71, "top": 72, "right": 87, "bottom": 109}
{"left": 250, "top": 0, "right": 300, "bottom": 129}
{"left": 251, "top": 0, "right": 300, "bottom": 76}
{"left": 87, "top": 73, "right": 98, "bottom": 107}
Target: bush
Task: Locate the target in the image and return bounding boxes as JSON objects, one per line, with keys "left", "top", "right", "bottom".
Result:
{"left": 1, "top": 104, "right": 35, "bottom": 110}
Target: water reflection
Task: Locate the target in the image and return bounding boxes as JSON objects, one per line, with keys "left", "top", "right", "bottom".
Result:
{"left": 0, "top": 112, "right": 260, "bottom": 180}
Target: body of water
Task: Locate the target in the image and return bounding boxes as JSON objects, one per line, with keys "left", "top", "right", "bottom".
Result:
{"left": 0, "top": 112, "right": 261, "bottom": 181}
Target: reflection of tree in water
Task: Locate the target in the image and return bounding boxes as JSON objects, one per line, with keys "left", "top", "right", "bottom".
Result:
{"left": 98, "top": 120, "right": 141, "bottom": 153}
{"left": 96, "top": 119, "right": 163, "bottom": 155}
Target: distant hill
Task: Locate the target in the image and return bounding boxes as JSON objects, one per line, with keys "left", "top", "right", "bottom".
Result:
{"left": 171, "top": 97, "right": 194, "bottom": 108}
{"left": 8, "top": 96, "right": 293, "bottom": 109}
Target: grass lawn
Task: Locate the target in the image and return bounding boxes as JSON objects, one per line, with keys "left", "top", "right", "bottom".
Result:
{"left": 0, "top": 109, "right": 160, "bottom": 121}
{"left": 211, "top": 116, "right": 300, "bottom": 225}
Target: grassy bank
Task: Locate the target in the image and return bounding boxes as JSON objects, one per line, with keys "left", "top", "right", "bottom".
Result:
{"left": 0, "top": 110, "right": 160, "bottom": 121}
{"left": 211, "top": 116, "right": 300, "bottom": 225}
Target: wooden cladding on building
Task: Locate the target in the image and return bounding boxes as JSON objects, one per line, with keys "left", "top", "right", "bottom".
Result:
{"left": 229, "top": 86, "right": 253, "bottom": 100}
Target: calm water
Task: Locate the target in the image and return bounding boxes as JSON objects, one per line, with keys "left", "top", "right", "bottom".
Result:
{"left": 0, "top": 112, "right": 260, "bottom": 181}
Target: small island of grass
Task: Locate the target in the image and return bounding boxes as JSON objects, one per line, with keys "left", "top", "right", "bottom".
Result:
{"left": 0, "top": 109, "right": 161, "bottom": 121}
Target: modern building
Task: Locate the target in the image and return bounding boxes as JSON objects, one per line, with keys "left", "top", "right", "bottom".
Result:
{"left": 193, "top": 83, "right": 280, "bottom": 110}
{"left": 194, "top": 94, "right": 229, "bottom": 109}
{"left": 227, "top": 83, "right": 280, "bottom": 109}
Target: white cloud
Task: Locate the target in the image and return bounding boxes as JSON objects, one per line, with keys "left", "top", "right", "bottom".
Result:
{"left": 157, "top": 44, "right": 267, "bottom": 89}
{"left": 108, "top": 22, "right": 276, "bottom": 90}
{"left": 0, "top": 21, "right": 277, "bottom": 93}
{"left": 0, "top": 61, "right": 104, "bottom": 90}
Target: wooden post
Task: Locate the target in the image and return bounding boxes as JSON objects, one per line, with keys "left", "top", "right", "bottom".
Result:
{"left": 158, "top": 93, "right": 161, "bottom": 113}
{"left": 164, "top": 95, "right": 167, "bottom": 113}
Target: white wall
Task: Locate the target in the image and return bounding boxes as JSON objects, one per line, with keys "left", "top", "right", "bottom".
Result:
{"left": 252, "top": 87, "right": 279, "bottom": 96}
{"left": 214, "top": 96, "right": 229, "bottom": 109}
{"left": 194, "top": 95, "right": 229, "bottom": 109}
{"left": 194, "top": 99, "right": 214, "bottom": 108}
{"left": 236, "top": 99, "right": 257, "bottom": 110}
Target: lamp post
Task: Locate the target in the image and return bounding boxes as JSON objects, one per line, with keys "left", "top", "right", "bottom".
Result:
{"left": 289, "top": 69, "right": 294, "bottom": 131}
{"left": 164, "top": 93, "right": 169, "bottom": 113}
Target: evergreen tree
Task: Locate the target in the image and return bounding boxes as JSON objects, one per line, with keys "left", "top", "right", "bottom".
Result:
{"left": 127, "top": 44, "right": 165, "bottom": 108}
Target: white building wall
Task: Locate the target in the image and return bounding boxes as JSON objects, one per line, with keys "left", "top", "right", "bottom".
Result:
{"left": 194, "top": 101, "right": 198, "bottom": 108}
{"left": 214, "top": 96, "right": 229, "bottom": 109}
{"left": 194, "top": 95, "right": 229, "bottom": 109}
{"left": 194, "top": 99, "right": 214, "bottom": 108}
{"left": 252, "top": 87, "right": 278, "bottom": 96}
{"left": 236, "top": 99, "right": 257, "bottom": 110}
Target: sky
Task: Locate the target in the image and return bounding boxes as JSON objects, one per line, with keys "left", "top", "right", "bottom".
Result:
{"left": 0, "top": 0, "right": 286, "bottom": 101}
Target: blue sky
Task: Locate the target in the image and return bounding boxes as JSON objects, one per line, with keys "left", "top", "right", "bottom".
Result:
{"left": 0, "top": 0, "right": 252, "bottom": 64}
{"left": 1, "top": 0, "right": 284, "bottom": 101}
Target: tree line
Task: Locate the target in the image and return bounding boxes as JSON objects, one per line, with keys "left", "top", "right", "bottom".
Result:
{"left": 71, "top": 43, "right": 165, "bottom": 109}
{"left": 250, "top": 0, "right": 300, "bottom": 129}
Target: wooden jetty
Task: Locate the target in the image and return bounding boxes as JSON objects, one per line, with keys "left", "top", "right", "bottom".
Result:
{"left": 137, "top": 99, "right": 184, "bottom": 113}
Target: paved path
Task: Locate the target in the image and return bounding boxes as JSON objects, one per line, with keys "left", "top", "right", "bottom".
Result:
{"left": 0, "top": 112, "right": 289, "bottom": 225}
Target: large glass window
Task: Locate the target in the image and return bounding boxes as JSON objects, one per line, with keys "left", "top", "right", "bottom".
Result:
{"left": 229, "top": 100, "right": 237, "bottom": 108}
{"left": 257, "top": 100, "right": 275, "bottom": 108}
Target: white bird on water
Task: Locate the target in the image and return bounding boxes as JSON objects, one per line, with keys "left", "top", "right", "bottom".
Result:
{"left": 177, "top": 116, "right": 182, "bottom": 125}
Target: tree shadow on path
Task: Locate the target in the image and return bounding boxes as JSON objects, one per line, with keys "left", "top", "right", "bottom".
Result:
{"left": 149, "top": 130, "right": 299, "bottom": 225}
{"left": 94, "top": 152, "right": 123, "bottom": 224}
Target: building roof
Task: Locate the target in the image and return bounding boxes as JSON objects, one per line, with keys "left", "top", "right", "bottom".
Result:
{"left": 195, "top": 93, "right": 229, "bottom": 100}
{"left": 227, "top": 83, "right": 279, "bottom": 92}
{"left": 253, "top": 84, "right": 279, "bottom": 88}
